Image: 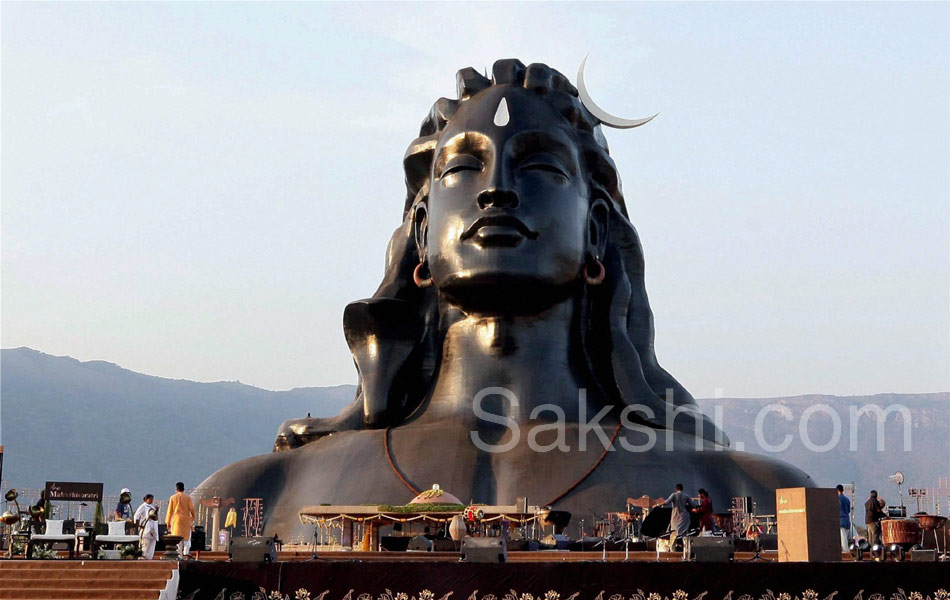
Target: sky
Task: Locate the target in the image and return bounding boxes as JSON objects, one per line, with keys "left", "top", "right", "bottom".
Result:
{"left": 2, "top": 2, "right": 948, "bottom": 398}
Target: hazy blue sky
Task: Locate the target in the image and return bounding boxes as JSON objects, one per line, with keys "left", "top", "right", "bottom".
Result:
{"left": 2, "top": 2, "right": 948, "bottom": 397}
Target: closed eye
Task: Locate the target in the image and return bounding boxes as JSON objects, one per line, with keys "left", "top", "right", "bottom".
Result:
{"left": 519, "top": 154, "right": 570, "bottom": 178}
{"left": 440, "top": 154, "right": 483, "bottom": 180}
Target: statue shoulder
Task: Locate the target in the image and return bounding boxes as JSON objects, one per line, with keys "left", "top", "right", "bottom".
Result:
{"left": 273, "top": 398, "right": 364, "bottom": 451}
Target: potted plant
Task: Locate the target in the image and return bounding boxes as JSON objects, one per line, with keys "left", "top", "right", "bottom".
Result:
{"left": 119, "top": 544, "right": 143, "bottom": 559}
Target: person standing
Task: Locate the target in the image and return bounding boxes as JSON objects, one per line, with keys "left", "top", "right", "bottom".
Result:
{"left": 837, "top": 484, "right": 851, "bottom": 552}
{"left": 166, "top": 482, "right": 196, "bottom": 557}
{"left": 865, "top": 490, "right": 886, "bottom": 547}
{"left": 692, "top": 489, "right": 714, "bottom": 534}
{"left": 114, "top": 488, "right": 133, "bottom": 521}
{"left": 140, "top": 509, "right": 159, "bottom": 560}
{"left": 133, "top": 494, "right": 156, "bottom": 530}
{"left": 657, "top": 483, "right": 693, "bottom": 551}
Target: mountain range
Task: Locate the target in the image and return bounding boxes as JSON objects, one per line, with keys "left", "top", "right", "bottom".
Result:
{"left": 1, "top": 347, "right": 947, "bottom": 513}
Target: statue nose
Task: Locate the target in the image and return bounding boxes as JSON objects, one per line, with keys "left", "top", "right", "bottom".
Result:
{"left": 476, "top": 188, "right": 519, "bottom": 210}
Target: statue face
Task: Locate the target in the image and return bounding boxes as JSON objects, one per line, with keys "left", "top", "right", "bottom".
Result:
{"left": 424, "top": 85, "right": 591, "bottom": 308}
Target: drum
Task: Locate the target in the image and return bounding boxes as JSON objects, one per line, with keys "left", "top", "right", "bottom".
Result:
{"left": 881, "top": 518, "right": 921, "bottom": 548}
{"left": 915, "top": 514, "right": 948, "bottom": 531}
{"left": 463, "top": 506, "right": 484, "bottom": 523}
{"left": 594, "top": 520, "right": 611, "bottom": 538}
{"left": 712, "top": 513, "right": 734, "bottom": 535}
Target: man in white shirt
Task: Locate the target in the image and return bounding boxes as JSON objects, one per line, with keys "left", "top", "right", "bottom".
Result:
{"left": 133, "top": 494, "right": 156, "bottom": 529}
{"left": 140, "top": 509, "right": 159, "bottom": 560}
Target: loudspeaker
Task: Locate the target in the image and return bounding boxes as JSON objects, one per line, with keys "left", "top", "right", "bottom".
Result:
{"left": 910, "top": 549, "right": 936, "bottom": 562}
{"left": 775, "top": 488, "right": 840, "bottom": 562}
{"left": 758, "top": 533, "right": 777, "bottom": 551}
{"left": 460, "top": 537, "right": 507, "bottom": 563}
{"left": 229, "top": 536, "right": 278, "bottom": 563}
{"left": 689, "top": 537, "right": 734, "bottom": 563}
{"left": 407, "top": 535, "right": 433, "bottom": 552}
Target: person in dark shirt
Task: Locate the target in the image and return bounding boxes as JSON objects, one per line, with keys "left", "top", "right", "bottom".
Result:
{"left": 692, "top": 489, "right": 714, "bottom": 533}
{"left": 114, "top": 487, "right": 133, "bottom": 533}
{"left": 837, "top": 484, "right": 851, "bottom": 552}
{"left": 864, "top": 490, "right": 886, "bottom": 547}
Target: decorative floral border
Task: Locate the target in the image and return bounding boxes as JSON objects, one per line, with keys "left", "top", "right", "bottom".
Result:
{"left": 188, "top": 588, "right": 950, "bottom": 600}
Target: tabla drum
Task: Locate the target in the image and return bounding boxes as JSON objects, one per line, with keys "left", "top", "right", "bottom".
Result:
{"left": 881, "top": 518, "right": 921, "bottom": 549}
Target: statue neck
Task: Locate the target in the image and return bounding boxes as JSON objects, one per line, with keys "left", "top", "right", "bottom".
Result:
{"left": 419, "top": 297, "right": 595, "bottom": 426}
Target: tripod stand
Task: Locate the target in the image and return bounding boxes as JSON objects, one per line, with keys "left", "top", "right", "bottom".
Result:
{"left": 741, "top": 534, "right": 773, "bottom": 562}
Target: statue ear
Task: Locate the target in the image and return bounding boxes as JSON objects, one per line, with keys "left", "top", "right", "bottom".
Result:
{"left": 587, "top": 196, "right": 610, "bottom": 259}
{"left": 412, "top": 202, "right": 428, "bottom": 260}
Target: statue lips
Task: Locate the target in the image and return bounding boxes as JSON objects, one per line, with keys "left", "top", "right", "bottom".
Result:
{"left": 460, "top": 215, "right": 538, "bottom": 248}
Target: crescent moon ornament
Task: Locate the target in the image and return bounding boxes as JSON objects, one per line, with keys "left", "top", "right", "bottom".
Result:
{"left": 577, "top": 55, "right": 658, "bottom": 129}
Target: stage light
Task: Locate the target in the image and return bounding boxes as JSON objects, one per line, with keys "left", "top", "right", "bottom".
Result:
{"left": 871, "top": 544, "right": 883, "bottom": 560}
{"left": 889, "top": 544, "right": 905, "bottom": 561}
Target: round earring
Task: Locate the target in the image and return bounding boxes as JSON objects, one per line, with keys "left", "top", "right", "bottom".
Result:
{"left": 584, "top": 257, "right": 605, "bottom": 286}
{"left": 413, "top": 261, "right": 433, "bottom": 288}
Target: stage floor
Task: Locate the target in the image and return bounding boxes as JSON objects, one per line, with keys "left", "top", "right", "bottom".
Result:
{"left": 179, "top": 555, "right": 950, "bottom": 600}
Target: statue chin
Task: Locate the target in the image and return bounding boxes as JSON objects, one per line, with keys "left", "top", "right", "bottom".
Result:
{"left": 436, "top": 272, "right": 580, "bottom": 314}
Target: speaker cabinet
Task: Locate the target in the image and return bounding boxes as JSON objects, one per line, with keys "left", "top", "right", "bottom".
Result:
{"left": 461, "top": 537, "right": 507, "bottom": 563}
{"left": 689, "top": 537, "right": 734, "bottom": 562}
{"left": 910, "top": 549, "right": 936, "bottom": 562}
{"left": 776, "top": 487, "right": 840, "bottom": 562}
{"left": 407, "top": 535, "right": 433, "bottom": 551}
{"left": 229, "top": 536, "right": 278, "bottom": 563}
{"left": 758, "top": 533, "right": 778, "bottom": 551}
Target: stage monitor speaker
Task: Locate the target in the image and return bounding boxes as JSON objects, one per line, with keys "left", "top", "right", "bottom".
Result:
{"left": 229, "top": 536, "right": 278, "bottom": 563}
{"left": 910, "top": 549, "right": 936, "bottom": 562}
{"left": 461, "top": 537, "right": 507, "bottom": 563}
{"left": 407, "top": 535, "right": 433, "bottom": 552}
{"left": 689, "top": 537, "right": 734, "bottom": 563}
{"left": 776, "top": 487, "right": 840, "bottom": 562}
{"left": 758, "top": 533, "right": 777, "bottom": 551}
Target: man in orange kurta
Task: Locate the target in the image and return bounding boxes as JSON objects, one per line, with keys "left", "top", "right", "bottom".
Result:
{"left": 165, "top": 482, "right": 196, "bottom": 556}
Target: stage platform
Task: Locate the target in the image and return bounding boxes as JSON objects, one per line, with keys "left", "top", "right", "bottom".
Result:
{"left": 177, "top": 553, "right": 950, "bottom": 600}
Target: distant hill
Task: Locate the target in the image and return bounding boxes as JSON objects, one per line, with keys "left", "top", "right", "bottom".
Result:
{"left": 699, "top": 393, "right": 949, "bottom": 509}
{"left": 2, "top": 347, "right": 947, "bottom": 513}
{"left": 0, "top": 347, "right": 355, "bottom": 499}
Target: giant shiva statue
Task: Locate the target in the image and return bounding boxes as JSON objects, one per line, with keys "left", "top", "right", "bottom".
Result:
{"left": 199, "top": 59, "right": 811, "bottom": 539}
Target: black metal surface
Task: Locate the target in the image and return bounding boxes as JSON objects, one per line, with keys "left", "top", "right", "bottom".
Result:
{"left": 198, "top": 59, "right": 813, "bottom": 540}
